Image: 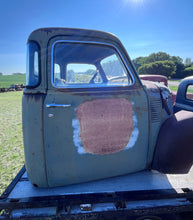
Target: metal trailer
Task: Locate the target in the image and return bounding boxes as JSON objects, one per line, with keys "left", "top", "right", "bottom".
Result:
{"left": 0, "top": 166, "right": 193, "bottom": 219}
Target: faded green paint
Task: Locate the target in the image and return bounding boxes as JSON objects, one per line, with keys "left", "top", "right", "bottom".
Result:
{"left": 23, "top": 28, "right": 172, "bottom": 187}
{"left": 44, "top": 89, "right": 148, "bottom": 187}
{"left": 142, "top": 80, "right": 172, "bottom": 166}
{"left": 22, "top": 94, "right": 48, "bottom": 187}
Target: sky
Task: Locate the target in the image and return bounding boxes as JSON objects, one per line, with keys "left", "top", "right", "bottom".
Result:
{"left": 0, "top": 0, "right": 193, "bottom": 75}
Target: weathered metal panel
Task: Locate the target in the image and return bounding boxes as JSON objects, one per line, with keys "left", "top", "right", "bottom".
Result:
{"left": 152, "top": 110, "right": 193, "bottom": 174}
{"left": 23, "top": 28, "right": 150, "bottom": 188}
{"left": 22, "top": 94, "right": 48, "bottom": 187}
{"left": 142, "top": 80, "right": 168, "bottom": 167}
{"left": 43, "top": 88, "right": 149, "bottom": 187}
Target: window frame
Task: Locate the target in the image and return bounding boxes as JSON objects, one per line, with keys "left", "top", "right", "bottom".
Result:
{"left": 26, "top": 41, "right": 41, "bottom": 88}
{"left": 51, "top": 40, "right": 135, "bottom": 89}
{"left": 186, "top": 84, "right": 193, "bottom": 101}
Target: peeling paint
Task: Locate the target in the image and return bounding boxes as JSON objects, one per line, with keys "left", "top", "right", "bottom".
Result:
{"left": 72, "top": 118, "right": 84, "bottom": 154}
{"left": 125, "top": 110, "right": 139, "bottom": 150}
{"left": 72, "top": 98, "right": 139, "bottom": 155}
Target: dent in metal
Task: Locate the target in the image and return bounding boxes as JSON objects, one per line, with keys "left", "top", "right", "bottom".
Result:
{"left": 72, "top": 99, "right": 139, "bottom": 155}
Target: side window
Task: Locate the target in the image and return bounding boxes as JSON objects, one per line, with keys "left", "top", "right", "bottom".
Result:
{"left": 186, "top": 85, "right": 193, "bottom": 100}
{"left": 66, "top": 64, "right": 102, "bottom": 84}
{"left": 101, "top": 54, "right": 129, "bottom": 85}
{"left": 52, "top": 42, "right": 132, "bottom": 88}
{"left": 54, "top": 64, "right": 62, "bottom": 85}
{"left": 26, "top": 42, "right": 40, "bottom": 87}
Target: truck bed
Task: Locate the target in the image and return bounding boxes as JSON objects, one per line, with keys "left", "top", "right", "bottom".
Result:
{"left": 1, "top": 166, "right": 193, "bottom": 219}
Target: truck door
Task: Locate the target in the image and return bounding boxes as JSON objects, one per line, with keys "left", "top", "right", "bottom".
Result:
{"left": 43, "top": 40, "right": 149, "bottom": 187}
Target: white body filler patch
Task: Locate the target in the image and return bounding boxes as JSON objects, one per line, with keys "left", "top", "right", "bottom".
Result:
{"left": 72, "top": 103, "right": 139, "bottom": 155}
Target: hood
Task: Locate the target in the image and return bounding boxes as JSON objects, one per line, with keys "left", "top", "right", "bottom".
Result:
{"left": 142, "top": 80, "right": 173, "bottom": 116}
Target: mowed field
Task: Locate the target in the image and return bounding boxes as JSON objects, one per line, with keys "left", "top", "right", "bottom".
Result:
{"left": 0, "top": 91, "right": 24, "bottom": 195}
{"left": 0, "top": 75, "right": 25, "bottom": 88}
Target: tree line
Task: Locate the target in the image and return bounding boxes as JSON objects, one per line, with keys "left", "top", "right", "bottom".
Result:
{"left": 1, "top": 53, "right": 193, "bottom": 79}
{"left": 0, "top": 72, "right": 25, "bottom": 76}
{"left": 132, "top": 52, "right": 193, "bottom": 79}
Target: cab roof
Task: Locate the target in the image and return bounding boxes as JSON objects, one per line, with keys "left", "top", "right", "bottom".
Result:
{"left": 28, "top": 27, "right": 122, "bottom": 46}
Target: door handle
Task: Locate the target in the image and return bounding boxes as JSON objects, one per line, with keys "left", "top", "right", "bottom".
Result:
{"left": 46, "top": 103, "right": 71, "bottom": 108}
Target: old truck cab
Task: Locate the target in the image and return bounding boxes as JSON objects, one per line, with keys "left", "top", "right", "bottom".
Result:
{"left": 22, "top": 28, "right": 192, "bottom": 188}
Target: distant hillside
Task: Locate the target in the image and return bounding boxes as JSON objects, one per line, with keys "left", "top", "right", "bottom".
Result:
{"left": 0, "top": 74, "right": 26, "bottom": 88}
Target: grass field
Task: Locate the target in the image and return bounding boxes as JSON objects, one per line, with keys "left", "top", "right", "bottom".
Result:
{"left": 169, "top": 86, "right": 178, "bottom": 91}
{"left": 0, "top": 91, "right": 24, "bottom": 195}
{"left": 0, "top": 75, "right": 26, "bottom": 88}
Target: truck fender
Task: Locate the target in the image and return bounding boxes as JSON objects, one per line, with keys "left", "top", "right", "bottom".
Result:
{"left": 152, "top": 110, "right": 193, "bottom": 174}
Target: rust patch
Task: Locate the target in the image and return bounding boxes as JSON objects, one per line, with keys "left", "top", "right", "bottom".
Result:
{"left": 76, "top": 98, "right": 134, "bottom": 155}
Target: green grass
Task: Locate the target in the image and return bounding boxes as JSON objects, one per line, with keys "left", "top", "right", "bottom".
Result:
{"left": 0, "top": 91, "right": 24, "bottom": 195}
{"left": 169, "top": 86, "right": 178, "bottom": 91}
{"left": 187, "top": 85, "right": 193, "bottom": 93}
{"left": 168, "top": 79, "right": 181, "bottom": 82}
{"left": 0, "top": 75, "right": 26, "bottom": 88}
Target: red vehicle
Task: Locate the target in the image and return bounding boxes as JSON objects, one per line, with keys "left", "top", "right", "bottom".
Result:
{"left": 139, "top": 74, "right": 193, "bottom": 105}
{"left": 139, "top": 74, "right": 168, "bottom": 86}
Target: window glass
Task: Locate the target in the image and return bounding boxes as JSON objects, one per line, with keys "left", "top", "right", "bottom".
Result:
{"left": 26, "top": 42, "right": 40, "bottom": 87}
{"left": 52, "top": 42, "right": 132, "bottom": 88}
{"left": 66, "top": 64, "right": 101, "bottom": 84}
{"left": 186, "top": 85, "right": 193, "bottom": 100}
{"left": 101, "top": 54, "right": 128, "bottom": 85}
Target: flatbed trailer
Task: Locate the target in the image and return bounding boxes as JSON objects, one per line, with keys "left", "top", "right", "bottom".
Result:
{"left": 0, "top": 166, "right": 193, "bottom": 219}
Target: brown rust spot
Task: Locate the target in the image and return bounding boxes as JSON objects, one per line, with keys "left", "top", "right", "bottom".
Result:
{"left": 76, "top": 98, "right": 134, "bottom": 155}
